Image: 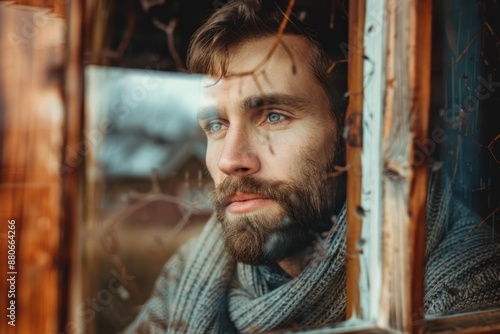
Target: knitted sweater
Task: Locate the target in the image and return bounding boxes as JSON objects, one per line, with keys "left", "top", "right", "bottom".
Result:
{"left": 125, "top": 172, "right": 500, "bottom": 333}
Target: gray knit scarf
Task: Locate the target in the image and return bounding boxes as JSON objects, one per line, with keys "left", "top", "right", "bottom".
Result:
{"left": 126, "top": 171, "right": 500, "bottom": 333}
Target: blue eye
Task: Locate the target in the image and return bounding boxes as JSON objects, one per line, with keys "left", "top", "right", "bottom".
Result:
{"left": 267, "top": 112, "right": 285, "bottom": 123}
{"left": 209, "top": 122, "right": 222, "bottom": 132}
{"left": 206, "top": 121, "right": 226, "bottom": 134}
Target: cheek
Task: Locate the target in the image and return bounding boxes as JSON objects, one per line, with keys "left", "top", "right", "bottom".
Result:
{"left": 313, "top": 121, "right": 337, "bottom": 155}
{"left": 292, "top": 125, "right": 333, "bottom": 157}
{"left": 294, "top": 129, "right": 336, "bottom": 170}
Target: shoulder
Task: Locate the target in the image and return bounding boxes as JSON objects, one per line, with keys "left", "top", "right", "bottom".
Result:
{"left": 424, "top": 171, "right": 500, "bottom": 313}
{"left": 122, "top": 231, "right": 202, "bottom": 333}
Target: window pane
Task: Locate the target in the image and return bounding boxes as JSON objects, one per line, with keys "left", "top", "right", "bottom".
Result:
{"left": 81, "top": 1, "right": 358, "bottom": 333}
{"left": 425, "top": 0, "right": 500, "bottom": 316}
{"left": 83, "top": 67, "right": 210, "bottom": 333}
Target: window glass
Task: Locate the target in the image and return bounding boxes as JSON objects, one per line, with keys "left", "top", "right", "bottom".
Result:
{"left": 82, "top": 1, "right": 350, "bottom": 333}
{"left": 84, "top": 67, "right": 210, "bottom": 332}
{"left": 424, "top": 0, "right": 500, "bottom": 316}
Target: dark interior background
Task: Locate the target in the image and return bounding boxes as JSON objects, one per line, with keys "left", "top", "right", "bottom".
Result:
{"left": 431, "top": 0, "right": 500, "bottom": 234}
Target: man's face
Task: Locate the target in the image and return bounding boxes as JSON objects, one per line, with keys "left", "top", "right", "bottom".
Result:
{"left": 198, "top": 35, "right": 338, "bottom": 265}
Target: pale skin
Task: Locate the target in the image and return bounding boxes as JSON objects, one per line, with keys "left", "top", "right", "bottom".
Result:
{"left": 198, "top": 35, "right": 337, "bottom": 277}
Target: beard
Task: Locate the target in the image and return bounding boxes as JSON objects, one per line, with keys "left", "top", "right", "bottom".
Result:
{"left": 212, "top": 157, "right": 338, "bottom": 266}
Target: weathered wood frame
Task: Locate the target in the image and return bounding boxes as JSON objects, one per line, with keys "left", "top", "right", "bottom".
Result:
{"left": 5, "top": 0, "right": 500, "bottom": 333}
{"left": 338, "top": 0, "right": 500, "bottom": 333}
{"left": 289, "top": 0, "right": 433, "bottom": 332}
{"left": 62, "top": 0, "right": 500, "bottom": 333}
{"left": 343, "top": 0, "right": 431, "bottom": 332}
{"left": 343, "top": 0, "right": 430, "bottom": 331}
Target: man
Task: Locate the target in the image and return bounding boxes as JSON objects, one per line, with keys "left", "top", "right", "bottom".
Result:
{"left": 126, "top": 1, "right": 500, "bottom": 332}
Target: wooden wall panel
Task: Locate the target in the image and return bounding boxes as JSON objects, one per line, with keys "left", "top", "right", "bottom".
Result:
{"left": 381, "top": 0, "right": 415, "bottom": 331}
{"left": 381, "top": 0, "right": 432, "bottom": 332}
{"left": 0, "top": 4, "right": 65, "bottom": 333}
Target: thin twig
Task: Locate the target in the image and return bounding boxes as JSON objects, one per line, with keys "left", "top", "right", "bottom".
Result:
{"left": 324, "top": 164, "right": 351, "bottom": 179}
{"left": 225, "top": 0, "right": 296, "bottom": 79}
{"left": 465, "top": 206, "right": 500, "bottom": 239}
{"left": 153, "top": 18, "right": 186, "bottom": 71}
{"left": 327, "top": 59, "right": 348, "bottom": 74}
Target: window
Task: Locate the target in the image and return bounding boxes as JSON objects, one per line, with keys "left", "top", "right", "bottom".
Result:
{"left": 1, "top": 0, "right": 498, "bottom": 333}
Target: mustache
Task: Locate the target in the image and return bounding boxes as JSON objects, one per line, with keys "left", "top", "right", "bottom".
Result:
{"left": 212, "top": 177, "right": 292, "bottom": 209}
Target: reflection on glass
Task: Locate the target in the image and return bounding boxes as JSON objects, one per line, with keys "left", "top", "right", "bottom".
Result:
{"left": 84, "top": 67, "right": 211, "bottom": 333}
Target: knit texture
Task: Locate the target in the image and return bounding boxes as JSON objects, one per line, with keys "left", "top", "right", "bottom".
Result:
{"left": 125, "top": 172, "right": 500, "bottom": 333}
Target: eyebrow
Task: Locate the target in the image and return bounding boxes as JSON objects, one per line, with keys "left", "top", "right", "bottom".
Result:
{"left": 197, "top": 106, "right": 222, "bottom": 122}
{"left": 197, "top": 93, "right": 309, "bottom": 121}
{"left": 242, "top": 94, "right": 309, "bottom": 112}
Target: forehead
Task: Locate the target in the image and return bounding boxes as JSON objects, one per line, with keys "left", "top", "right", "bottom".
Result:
{"left": 227, "top": 34, "right": 313, "bottom": 76}
{"left": 199, "top": 35, "right": 328, "bottom": 113}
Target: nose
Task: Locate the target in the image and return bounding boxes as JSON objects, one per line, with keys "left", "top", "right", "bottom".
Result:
{"left": 217, "top": 125, "right": 260, "bottom": 177}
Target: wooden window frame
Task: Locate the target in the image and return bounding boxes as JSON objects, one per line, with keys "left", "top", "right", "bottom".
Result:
{"left": 295, "top": 0, "right": 500, "bottom": 333}
{"left": 59, "top": 0, "right": 500, "bottom": 333}
{"left": 338, "top": 0, "right": 500, "bottom": 333}
{"left": 5, "top": 0, "right": 499, "bottom": 333}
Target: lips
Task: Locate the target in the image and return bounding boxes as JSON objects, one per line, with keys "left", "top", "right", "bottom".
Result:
{"left": 227, "top": 192, "right": 268, "bottom": 202}
{"left": 225, "top": 192, "right": 274, "bottom": 214}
